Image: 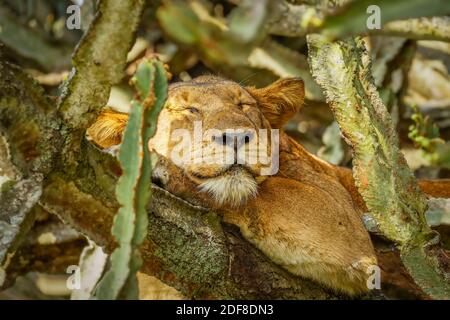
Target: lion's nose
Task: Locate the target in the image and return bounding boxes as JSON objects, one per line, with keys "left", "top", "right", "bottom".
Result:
{"left": 213, "top": 131, "right": 255, "bottom": 149}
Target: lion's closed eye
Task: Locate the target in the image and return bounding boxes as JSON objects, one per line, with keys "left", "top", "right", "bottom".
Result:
{"left": 237, "top": 101, "right": 255, "bottom": 111}
{"left": 186, "top": 106, "right": 200, "bottom": 114}
{"left": 167, "top": 104, "right": 201, "bottom": 114}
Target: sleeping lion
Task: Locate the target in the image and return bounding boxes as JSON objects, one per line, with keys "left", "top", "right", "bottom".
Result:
{"left": 88, "top": 76, "right": 450, "bottom": 296}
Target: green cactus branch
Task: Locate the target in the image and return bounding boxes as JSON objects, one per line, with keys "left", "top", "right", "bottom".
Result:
{"left": 95, "top": 60, "right": 168, "bottom": 300}
{"left": 307, "top": 34, "right": 450, "bottom": 299}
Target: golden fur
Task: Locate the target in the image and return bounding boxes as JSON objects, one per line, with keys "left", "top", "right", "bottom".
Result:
{"left": 88, "top": 76, "right": 449, "bottom": 296}
{"left": 87, "top": 110, "right": 128, "bottom": 148}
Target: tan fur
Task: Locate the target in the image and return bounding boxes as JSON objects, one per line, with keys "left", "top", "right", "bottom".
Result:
{"left": 86, "top": 110, "right": 128, "bottom": 148}
{"left": 246, "top": 78, "right": 305, "bottom": 128}
{"left": 198, "top": 168, "right": 258, "bottom": 207}
{"left": 137, "top": 272, "right": 185, "bottom": 300}
{"left": 88, "top": 76, "right": 450, "bottom": 296}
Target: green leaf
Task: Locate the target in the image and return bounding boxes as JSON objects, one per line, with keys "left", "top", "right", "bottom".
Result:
{"left": 408, "top": 105, "right": 450, "bottom": 169}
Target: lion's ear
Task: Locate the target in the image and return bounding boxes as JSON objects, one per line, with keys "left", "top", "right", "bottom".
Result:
{"left": 247, "top": 78, "right": 304, "bottom": 128}
{"left": 86, "top": 110, "right": 129, "bottom": 148}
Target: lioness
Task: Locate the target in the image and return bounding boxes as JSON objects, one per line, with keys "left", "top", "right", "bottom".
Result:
{"left": 88, "top": 76, "right": 450, "bottom": 295}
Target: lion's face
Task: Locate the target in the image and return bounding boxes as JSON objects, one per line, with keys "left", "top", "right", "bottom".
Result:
{"left": 149, "top": 76, "right": 304, "bottom": 207}
{"left": 88, "top": 76, "right": 304, "bottom": 207}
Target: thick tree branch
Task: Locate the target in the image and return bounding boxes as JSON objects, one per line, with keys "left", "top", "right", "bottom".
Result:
{"left": 2, "top": 217, "right": 85, "bottom": 290}
{"left": 0, "top": 60, "right": 63, "bottom": 176}
{"left": 307, "top": 34, "right": 450, "bottom": 299}
{"left": 58, "top": 0, "right": 146, "bottom": 130}
{"left": 57, "top": 0, "right": 146, "bottom": 176}
{"left": 0, "top": 60, "right": 63, "bottom": 279}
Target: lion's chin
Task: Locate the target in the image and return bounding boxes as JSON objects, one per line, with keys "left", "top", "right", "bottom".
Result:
{"left": 198, "top": 168, "right": 258, "bottom": 208}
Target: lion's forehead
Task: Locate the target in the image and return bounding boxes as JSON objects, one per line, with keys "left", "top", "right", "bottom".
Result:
{"left": 168, "top": 80, "right": 254, "bottom": 104}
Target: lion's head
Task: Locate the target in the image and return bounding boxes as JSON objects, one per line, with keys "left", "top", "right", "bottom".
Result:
{"left": 88, "top": 76, "right": 304, "bottom": 207}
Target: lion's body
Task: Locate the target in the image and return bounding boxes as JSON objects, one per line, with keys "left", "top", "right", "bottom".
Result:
{"left": 88, "top": 76, "right": 449, "bottom": 296}
{"left": 223, "top": 176, "right": 376, "bottom": 295}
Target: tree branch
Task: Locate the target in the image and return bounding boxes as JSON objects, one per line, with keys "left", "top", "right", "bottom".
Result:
{"left": 58, "top": 0, "right": 146, "bottom": 130}
{"left": 0, "top": 59, "right": 63, "bottom": 282}
{"left": 2, "top": 217, "right": 85, "bottom": 290}
{"left": 307, "top": 34, "right": 450, "bottom": 299}
{"left": 376, "top": 17, "right": 450, "bottom": 42}
{"left": 265, "top": 1, "right": 324, "bottom": 37}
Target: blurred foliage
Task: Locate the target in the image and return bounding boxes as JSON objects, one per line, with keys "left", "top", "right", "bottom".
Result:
{"left": 0, "top": 0, "right": 82, "bottom": 70}
{"left": 317, "top": 122, "right": 344, "bottom": 165}
{"left": 157, "top": 1, "right": 323, "bottom": 99}
{"left": 321, "top": 0, "right": 450, "bottom": 39}
{"left": 409, "top": 105, "right": 450, "bottom": 169}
